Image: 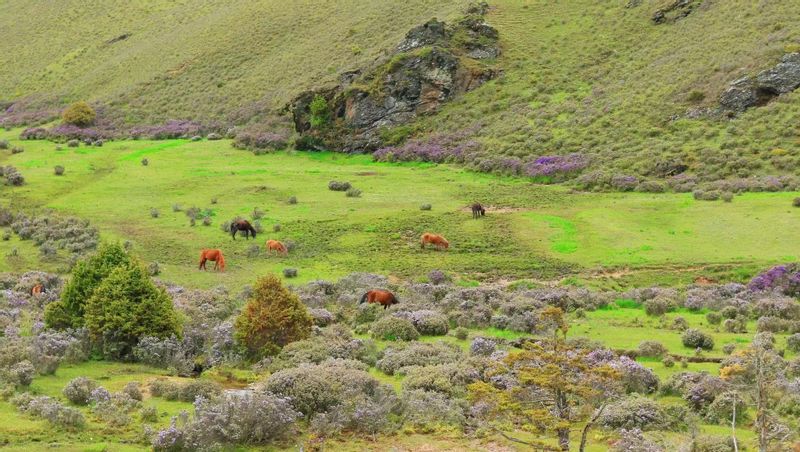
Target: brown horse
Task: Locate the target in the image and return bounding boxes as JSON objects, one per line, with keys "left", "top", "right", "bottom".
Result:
{"left": 31, "top": 284, "right": 44, "bottom": 296}
{"left": 266, "top": 240, "right": 288, "bottom": 256}
{"left": 199, "top": 249, "right": 226, "bottom": 271}
{"left": 421, "top": 233, "right": 449, "bottom": 250}
{"left": 471, "top": 202, "right": 486, "bottom": 219}
{"left": 231, "top": 219, "right": 257, "bottom": 240}
{"left": 359, "top": 289, "right": 399, "bottom": 310}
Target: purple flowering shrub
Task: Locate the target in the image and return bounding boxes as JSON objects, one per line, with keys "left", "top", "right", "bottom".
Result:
{"left": 63, "top": 377, "right": 97, "bottom": 405}
{"left": 599, "top": 395, "right": 681, "bottom": 430}
{"left": 524, "top": 153, "right": 589, "bottom": 181}
{"left": 400, "top": 362, "right": 480, "bottom": 397}
{"left": 11, "top": 393, "right": 85, "bottom": 428}
{"left": 586, "top": 350, "right": 659, "bottom": 394}
{"left": 376, "top": 341, "right": 463, "bottom": 375}
{"left": 611, "top": 428, "right": 664, "bottom": 452}
{"left": 392, "top": 310, "right": 448, "bottom": 335}
{"left": 748, "top": 264, "right": 800, "bottom": 297}
{"left": 233, "top": 130, "right": 289, "bottom": 151}
{"left": 133, "top": 336, "right": 195, "bottom": 376}
{"left": 401, "top": 389, "right": 465, "bottom": 431}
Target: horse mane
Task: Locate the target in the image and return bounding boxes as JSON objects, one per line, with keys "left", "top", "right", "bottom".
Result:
{"left": 359, "top": 292, "right": 368, "bottom": 304}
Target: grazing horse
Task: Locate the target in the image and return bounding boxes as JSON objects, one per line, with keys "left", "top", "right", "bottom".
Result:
{"left": 471, "top": 202, "right": 486, "bottom": 219}
{"left": 359, "top": 289, "right": 399, "bottom": 310}
{"left": 266, "top": 240, "right": 288, "bottom": 256}
{"left": 31, "top": 284, "right": 44, "bottom": 296}
{"left": 199, "top": 249, "right": 226, "bottom": 271}
{"left": 421, "top": 232, "right": 449, "bottom": 250}
{"left": 231, "top": 219, "right": 257, "bottom": 240}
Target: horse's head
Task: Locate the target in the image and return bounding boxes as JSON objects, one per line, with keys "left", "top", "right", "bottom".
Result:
{"left": 442, "top": 239, "right": 450, "bottom": 249}
{"left": 480, "top": 208, "right": 486, "bottom": 216}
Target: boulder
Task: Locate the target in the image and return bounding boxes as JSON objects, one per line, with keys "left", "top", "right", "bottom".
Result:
{"left": 720, "top": 53, "right": 800, "bottom": 113}
{"left": 396, "top": 19, "right": 447, "bottom": 52}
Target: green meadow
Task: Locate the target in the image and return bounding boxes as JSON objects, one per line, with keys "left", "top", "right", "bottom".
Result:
{"left": 1, "top": 128, "right": 797, "bottom": 290}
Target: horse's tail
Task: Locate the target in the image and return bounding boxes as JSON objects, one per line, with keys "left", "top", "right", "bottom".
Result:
{"left": 359, "top": 292, "right": 368, "bottom": 304}
{"left": 217, "top": 252, "right": 225, "bottom": 271}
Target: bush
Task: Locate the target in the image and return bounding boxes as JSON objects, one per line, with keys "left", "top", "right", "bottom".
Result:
{"left": 282, "top": 268, "right": 298, "bottom": 278}
{"left": 428, "top": 270, "right": 447, "bottom": 285}
{"left": 53, "top": 165, "right": 65, "bottom": 176}
{"left": 123, "top": 382, "right": 143, "bottom": 401}
{"left": 133, "top": 336, "right": 194, "bottom": 376}
{"left": 394, "top": 310, "right": 448, "bottom": 335}
{"left": 309, "top": 308, "right": 334, "bottom": 327}
{"left": 611, "top": 428, "right": 664, "bottom": 452}
{"left": 793, "top": 197, "right": 800, "bottom": 208}
{"left": 681, "top": 328, "right": 714, "bottom": 350}
{"left": 0, "top": 139, "right": 8, "bottom": 149}
{"left": 63, "top": 377, "right": 97, "bottom": 405}
{"left": 235, "top": 274, "right": 313, "bottom": 358}
{"left": 705, "top": 312, "right": 722, "bottom": 325}
{"left": 12, "top": 394, "right": 85, "bottom": 428}
{"left": 150, "top": 208, "right": 159, "bottom": 218}
{"left": 663, "top": 356, "right": 675, "bottom": 368}
{"left": 8, "top": 360, "right": 35, "bottom": 386}
{"left": 420, "top": 204, "right": 432, "bottom": 210}
{"left": 453, "top": 327, "right": 468, "bottom": 340}
{"left": 67, "top": 139, "right": 80, "bottom": 148}
{"left": 722, "top": 343, "right": 736, "bottom": 355}
{"left": 401, "top": 362, "right": 480, "bottom": 396}
{"left": 61, "top": 101, "right": 96, "bottom": 126}
{"left": 644, "top": 296, "right": 674, "bottom": 316}
{"left": 470, "top": 337, "right": 496, "bottom": 356}
{"left": 671, "top": 316, "right": 689, "bottom": 331}
{"left": 787, "top": 333, "right": 800, "bottom": 352}
{"left": 705, "top": 391, "right": 748, "bottom": 425}
{"left": 599, "top": 395, "right": 676, "bottom": 430}
{"left": 287, "top": 196, "right": 297, "bottom": 205}
{"left": 141, "top": 158, "right": 148, "bottom": 166}
{"left": 11, "top": 146, "right": 23, "bottom": 154}
{"left": 345, "top": 187, "right": 362, "bottom": 198}
{"left": 207, "top": 133, "right": 222, "bottom": 140}
{"left": 85, "top": 261, "right": 181, "bottom": 359}
{"left": 637, "top": 341, "right": 668, "bottom": 358}
{"left": 150, "top": 379, "right": 222, "bottom": 402}
{"left": 140, "top": 405, "right": 159, "bottom": 422}
{"left": 401, "top": 389, "right": 465, "bottom": 431}
{"left": 721, "top": 192, "right": 734, "bottom": 203}
{"left": 377, "top": 341, "right": 463, "bottom": 375}
{"left": 264, "top": 360, "right": 381, "bottom": 416}
{"left": 327, "top": 180, "right": 351, "bottom": 191}
{"left": 370, "top": 316, "right": 419, "bottom": 341}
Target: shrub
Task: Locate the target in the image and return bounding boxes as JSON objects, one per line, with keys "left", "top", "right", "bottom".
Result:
{"left": 722, "top": 343, "right": 736, "bottom": 354}
{"left": 309, "top": 308, "right": 334, "bottom": 327}
{"left": 85, "top": 261, "right": 181, "bottom": 358}
{"left": 8, "top": 360, "right": 35, "bottom": 386}
{"left": 401, "top": 362, "right": 480, "bottom": 396}
{"left": 47, "top": 243, "right": 131, "bottom": 329}
{"left": 599, "top": 395, "right": 676, "bottom": 430}
{"left": 453, "top": 327, "right": 468, "bottom": 340}
{"left": 722, "top": 317, "right": 747, "bottom": 333}
{"left": 283, "top": 268, "right": 298, "bottom": 278}
{"left": 11, "top": 146, "right": 23, "bottom": 154}
{"left": 756, "top": 316, "right": 789, "bottom": 333}
{"left": 611, "top": 428, "right": 664, "bottom": 452}
{"left": 264, "top": 360, "right": 381, "bottom": 416}
{"left": 705, "top": 312, "right": 722, "bottom": 325}
{"left": 428, "top": 269, "right": 447, "bottom": 285}
{"left": 207, "top": 133, "right": 222, "bottom": 140}
{"left": 133, "top": 336, "right": 194, "bottom": 376}
{"left": 394, "top": 310, "right": 448, "bottom": 335}
{"left": 63, "top": 377, "right": 97, "bottom": 405}
{"left": 345, "top": 187, "right": 362, "bottom": 198}
{"left": 0, "top": 139, "right": 7, "bottom": 149}
{"left": 469, "top": 337, "right": 496, "bottom": 356}
{"left": 12, "top": 394, "right": 85, "bottom": 428}
{"left": 123, "top": 382, "right": 143, "bottom": 401}
{"left": 681, "top": 328, "right": 714, "bottom": 350}
{"left": 141, "top": 158, "right": 148, "bottom": 166}
{"left": 287, "top": 196, "right": 297, "bottom": 205}
{"left": 234, "top": 274, "right": 313, "bottom": 358}
{"left": 671, "top": 316, "right": 689, "bottom": 331}
{"left": 401, "top": 389, "right": 465, "bottom": 431}
{"left": 53, "top": 165, "right": 65, "bottom": 176}
{"left": 150, "top": 379, "right": 222, "bottom": 403}
{"left": 637, "top": 341, "right": 668, "bottom": 358}
{"left": 644, "top": 296, "right": 674, "bottom": 316}
{"left": 370, "top": 316, "right": 419, "bottom": 341}
{"left": 420, "top": 203, "right": 432, "bottom": 210}
{"left": 705, "top": 391, "right": 748, "bottom": 425}
{"left": 61, "top": 101, "right": 96, "bottom": 126}
{"left": 150, "top": 208, "right": 159, "bottom": 218}
{"left": 328, "top": 180, "right": 351, "bottom": 191}
{"left": 721, "top": 192, "right": 733, "bottom": 203}
{"left": 794, "top": 197, "right": 800, "bottom": 208}
{"left": 140, "top": 405, "right": 159, "bottom": 422}
{"left": 377, "top": 341, "right": 463, "bottom": 375}
{"left": 787, "top": 333, "right": 800, "bottom": 352}
{"left": 663, "top": 356, "right": 675, "bottom": 367}
{"left": 67, "top": 139, "right": 80, "bottom": 147}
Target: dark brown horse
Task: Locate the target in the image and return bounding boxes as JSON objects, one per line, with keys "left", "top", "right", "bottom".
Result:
{"left": 359, "top": 289, "right": 399, "bottom": 310}
{"left": 199, "top": 249, "right": 226, "bottom": 271}
{"left": 231, "top": 219, "right": 257, "bottom": 240}
{"left": 471, "top": 202, "right": 486, "bottom": 219}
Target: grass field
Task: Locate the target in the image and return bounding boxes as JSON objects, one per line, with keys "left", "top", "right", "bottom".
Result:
{"left": 1, "top": 128, "right": 798, "bottom": 290}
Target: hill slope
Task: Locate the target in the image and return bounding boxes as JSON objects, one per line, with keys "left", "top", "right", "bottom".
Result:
{"left": 3, "top": 0, "right": 800, "bottom": 186}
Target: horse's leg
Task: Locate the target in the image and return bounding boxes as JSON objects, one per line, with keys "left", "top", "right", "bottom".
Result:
{"left": 199, "top": 258, "right": 205, "bottom": 270}
{"left": 213, "top": 259, "right": 219, "bottom": 271}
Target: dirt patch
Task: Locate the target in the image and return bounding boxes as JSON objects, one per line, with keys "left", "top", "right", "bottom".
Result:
{"left": 355, "top": 171, "right": 386, "bottom": 176}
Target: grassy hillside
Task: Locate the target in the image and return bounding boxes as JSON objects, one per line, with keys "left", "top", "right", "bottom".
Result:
{"left": 0, "top": 128, "right": 796, "bottom": 290}
{"left": 0, "top": 0, "right": 468, "bottom": 123}
{"left": 4, "top": 1, "right": 800, "bottom": 187}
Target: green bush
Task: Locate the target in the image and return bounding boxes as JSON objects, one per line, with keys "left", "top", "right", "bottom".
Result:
{"left": 84, "top": 262, "right": 181, "bottom": 359}
{"left": 681, "top": 328, "right": 714, "bottom": 350}
{"left": 370, "top": 317, "right": 419, "bottom": 341}
{"left": 234, "top": 275, "right": 313, "bottom": 358}
{"left": 45, "top": 243, "right": 131, "bottom": 329}
{"left": 705, "top": 311, "right": 722, "bottom": 325}
{"left": 61, "top": 101, "right": 96, "bottom": 126}
{"left": 309, "top": 95, "right": 330, "bottom": 128}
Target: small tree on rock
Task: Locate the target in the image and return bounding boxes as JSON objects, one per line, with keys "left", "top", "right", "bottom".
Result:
{"left": 235, "top": 274, "right": 313, "bottom": 358}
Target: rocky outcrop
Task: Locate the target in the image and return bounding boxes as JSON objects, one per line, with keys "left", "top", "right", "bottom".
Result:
{"left": 720, "top": 53, "right": 800, "bottom": 113}
{"left": 288, "top": 5, "right": 500, "bottom": 152}
{"left": 652, "top": 0, "right": 701, "bottom": 24}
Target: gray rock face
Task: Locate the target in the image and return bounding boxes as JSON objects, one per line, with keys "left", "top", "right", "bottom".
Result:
{"left": 396, "top": 19, "right": 447, "bottom": 52}
{"left": 288, "top": 11, "right": 500, "bottom": 152}
{"left": 720, "top": 53, "right": 800, "bottom": 113}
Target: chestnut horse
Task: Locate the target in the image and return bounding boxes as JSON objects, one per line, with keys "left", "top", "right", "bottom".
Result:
{"left": 266, "top": 240, "right": 288, "bottom": 256}
{"left": 231, "top": 219, "right": 257, "bottom": 240}
{"left": 31, "top": 284, "right": 44, "bottom": 296}
{"left": 471, "top": 202, "right": 486, "bottom": 219}
{"left": 199, "top": 249, "right": 226, "bottom": 271}
{"left": 421, "top": 233, "right": 449, "bottom": 250}
{"left": 359, "top": 289, "right": 399, "bottom": 310}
